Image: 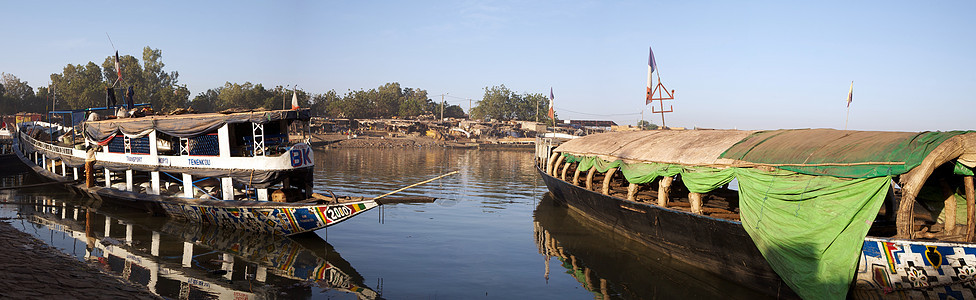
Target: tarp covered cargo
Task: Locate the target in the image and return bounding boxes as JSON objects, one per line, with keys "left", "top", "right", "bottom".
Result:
{"left": 84, "top": 109, "right": 310, "bottom": 142}
{"left": 552, "top": 129, "right": 976, "bottom": 300}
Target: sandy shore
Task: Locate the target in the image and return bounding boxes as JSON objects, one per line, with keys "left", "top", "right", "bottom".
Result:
{"left": 0, "top": 221, "right": 160, "bottom": 299}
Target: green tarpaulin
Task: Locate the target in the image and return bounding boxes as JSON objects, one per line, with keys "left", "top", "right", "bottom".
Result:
{"left": 720, "top": 129, "right": 969, "bottom": 178}
{"left": 560, "top": 153, "right": 890, "bottom": 300}
{"left": 736, "top": 168, "right": 889, "bottom": 300}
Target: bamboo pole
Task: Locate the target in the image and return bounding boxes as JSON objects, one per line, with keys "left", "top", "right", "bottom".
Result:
{"left": 658, "top": 176, "right": 673, "bottom": 207}
{"left": 572, "top": 168, "right": 582, "bottom": 186}
{"left": 602, "top": 167, "right": 618, "bottom": 195}
{"left": 373, "top": 171, "right": 459, "bottom": 200}
{"left": 966, "top": 176, "right": 975, "bottom": 242}
{"left": 560, "top": 162, "right": 571, "bottom": 181}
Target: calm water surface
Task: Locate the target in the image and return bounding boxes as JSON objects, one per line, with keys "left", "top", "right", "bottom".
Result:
{"left": 0, "top": 148, "right": 762, "bottom": 299}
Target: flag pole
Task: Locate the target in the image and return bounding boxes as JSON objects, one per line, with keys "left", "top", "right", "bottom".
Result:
{"left": 845, "top": 106, "right": 850, "bottom": 130}
{"left": 844, "top": 80, "right": 853, "bottom": 130}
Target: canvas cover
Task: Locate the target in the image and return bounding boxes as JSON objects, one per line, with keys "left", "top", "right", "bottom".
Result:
{"left": 551, "top": 129, "right": 975, "bottom": 300}
{"left": 720, "top": 129, "right": 970, "bottom": 178}
{"left": 84, "top": 109, "right": 310, "bottom": 142}
{"left": 559, "top": 153, "right": 889, "bottom": 300}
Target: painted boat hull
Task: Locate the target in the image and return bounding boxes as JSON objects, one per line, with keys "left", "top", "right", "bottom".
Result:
{"left": 12, "top": 132, "right": 376, "bottom": 236}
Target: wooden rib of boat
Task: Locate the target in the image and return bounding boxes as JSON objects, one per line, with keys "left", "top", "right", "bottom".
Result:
{"left": 536, "top": 129, "right": 976, "bottom": 299}
{"left": 12, "top": 107, "right": 377, "bottom": 236}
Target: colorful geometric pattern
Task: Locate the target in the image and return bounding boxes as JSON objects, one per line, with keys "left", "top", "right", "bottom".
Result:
{"left": 854, "top": 237, "right": 976, "bottom": 299}
{"left": 159, "top": 200, "right": 378, "bottom": 235}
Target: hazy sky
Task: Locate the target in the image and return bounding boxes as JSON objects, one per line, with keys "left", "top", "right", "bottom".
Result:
{"left": 2, "top": 1, "right": 973, "bottom": 131}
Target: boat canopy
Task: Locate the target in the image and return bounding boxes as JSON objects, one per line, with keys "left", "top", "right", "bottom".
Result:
{"left": 551, "top": 128, "right": 976, "bottom": 300}
{"left": 84, "top": 109, "right": 310, "bottom": 142}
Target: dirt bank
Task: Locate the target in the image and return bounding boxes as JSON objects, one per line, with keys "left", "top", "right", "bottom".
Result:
{"left": 310, "top": 133, "right": 450, "bottom": 149}
{"left": 0, "top": 221, "right": 160, "bottom": 299}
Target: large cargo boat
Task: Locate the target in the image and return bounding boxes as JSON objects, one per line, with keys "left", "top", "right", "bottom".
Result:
{"left": 536, "top": 129, "right": 976, "bottom": 299}
{"left": 12, "top": 106, "right": 379, "bottom": 236}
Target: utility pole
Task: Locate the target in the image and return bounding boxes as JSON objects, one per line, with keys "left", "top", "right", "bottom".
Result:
{"left": 468, "top": 98, "right": 472, "bottom": 119}
{"left": 440, "top": 93, "right": 447, "bottom": 121}
{"left": 282, "top": 85, "right": 289, "bottom": 110}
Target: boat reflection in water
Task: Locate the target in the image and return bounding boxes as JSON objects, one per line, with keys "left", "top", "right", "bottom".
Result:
{"left": 11, "top": 193, "right": 380, "bottom": 300}
{"left": 533, "top": 193, "right": 775, "bottom": 300}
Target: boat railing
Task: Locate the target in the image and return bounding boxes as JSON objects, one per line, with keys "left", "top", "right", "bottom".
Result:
{"left": 19, "top": 126, "right": 75, "bottom": 156}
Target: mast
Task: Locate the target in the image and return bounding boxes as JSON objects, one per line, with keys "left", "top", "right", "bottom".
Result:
{"left": 645, "top": 46, "right": 675, "bottom": 129}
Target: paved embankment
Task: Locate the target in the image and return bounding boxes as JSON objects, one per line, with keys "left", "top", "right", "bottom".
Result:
{"left": 0, "top": 221, "right": 160, "bottom": 299}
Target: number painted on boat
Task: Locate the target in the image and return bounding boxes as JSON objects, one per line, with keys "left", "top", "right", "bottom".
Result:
{"left": 326, "top": 205, "right": 352, "bottom": 220}
{"left": 290, "top": 147, "right": 312, "bottom": 167}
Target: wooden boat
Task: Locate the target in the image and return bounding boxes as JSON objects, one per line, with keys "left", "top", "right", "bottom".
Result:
{"left": 12, "top": 107, "right": 381, "bottom": 236}
{"left": 536, "top": 129, "right": 976, "bottom": 299}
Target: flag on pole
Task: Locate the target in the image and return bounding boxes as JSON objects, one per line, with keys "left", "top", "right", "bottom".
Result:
{"left": 291, "top": 89, "right": 300, "bottom": 110}
{"left": 114, "top": 51, "right": 122, "bottom": 81}
{"left": 846, "top": 81, "right": 854, "bottom": 107}
{"left": 646, "top": 46, "right": 657, "bottom": 104}
{"left": 648, "top": 46, "right": 657, "bottom": 74}
{"left": 548, "top": 87, "right": 555, "bottom": 120}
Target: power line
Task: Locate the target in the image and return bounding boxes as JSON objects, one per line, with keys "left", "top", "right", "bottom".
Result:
{"left": 557, "top": 107, "right": 642, "bottom": 117}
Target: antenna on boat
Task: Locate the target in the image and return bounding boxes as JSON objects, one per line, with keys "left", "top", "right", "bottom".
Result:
{"left": 645, "top": 46, "right": 675, "bottom": 129}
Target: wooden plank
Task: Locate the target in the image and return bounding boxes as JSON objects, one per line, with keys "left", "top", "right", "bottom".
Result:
{"left": 966, "top": 176, "right": 975, "bottom": 242}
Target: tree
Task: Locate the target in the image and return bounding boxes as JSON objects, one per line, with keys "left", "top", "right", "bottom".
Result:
{"left": 101, "top": 47, "right": 189, "bottom": 112}
{"left": 190, "top": 88, "right": 221, "bottom": 112}
{"left": 470, "top": 85, "right": 549, "bottom": 121}
{"left": 637, "top": 120, "right": 659, "bottom": 130}
{"left": 0, "top": 73, "right": 39, "bottom": 113}
{"left": 50, "top": 62, "right": 104, "bottom": 110}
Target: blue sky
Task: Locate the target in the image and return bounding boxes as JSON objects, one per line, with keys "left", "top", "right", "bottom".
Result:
{"left": 2, "top": 1, "right": 974, "bottom": 131}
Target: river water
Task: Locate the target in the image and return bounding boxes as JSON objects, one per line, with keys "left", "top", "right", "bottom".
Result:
{"left": 0, "top": 147, "right": 764, "bottom": 299}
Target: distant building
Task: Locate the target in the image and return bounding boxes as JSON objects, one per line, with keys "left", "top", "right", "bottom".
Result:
{"left": 569, "top": 120, "right": 618, "bottom": 128}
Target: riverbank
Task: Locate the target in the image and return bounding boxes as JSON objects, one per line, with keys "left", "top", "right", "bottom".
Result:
{"left": 309, "top": 133, "right": 534, "bottom": 149}
{"left": 0, "top": 220, "right": 160, "bottom": 299}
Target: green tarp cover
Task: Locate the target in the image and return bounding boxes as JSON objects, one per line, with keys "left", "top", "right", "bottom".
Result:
{"left": 719, "top": 129, "right": 969, "bottom": 178}
{"left": 561, "top": 153, "right": 889, "bottom": 299}
{"left": 736, "top": 168, "right": 889, "bottom": 300}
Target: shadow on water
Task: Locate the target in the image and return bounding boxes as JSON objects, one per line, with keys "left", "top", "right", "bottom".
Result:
{"left": 534, "top": 193, "right": 774, "bottom": 300}
{"left": 0, "top": 174, "right": 381, "bottom": 299}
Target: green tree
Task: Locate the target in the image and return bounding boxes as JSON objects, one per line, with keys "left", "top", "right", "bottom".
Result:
{"left": 637, "top": 120, "right": 659, "bottom": 130}
{"left": 190, "top": 88, "right": 221, "bottom": 112}
{"left": 50, "top": 62, "right": 104, "bottom": 110}
{"left": 470, "top": 85, "right": 549, "bottom": 121}
{"left": 0, "top": 73, "right": 39, "bottom": 113}
{"left": 101, "top": 47, "right": 189, "bottom": 112}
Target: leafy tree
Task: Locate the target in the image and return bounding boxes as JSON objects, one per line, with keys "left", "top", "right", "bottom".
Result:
{"left": 637, "top": 120, "right": 659, "bottom": 130}
{"left": 100, "top": 46, "right": 188, "bottom": 112}
{"left": 190, "top": 88, "right": 221, "bottom": 112}
{"left": 0, "top": 73, "right": 42, "bottom": 113}
{"left": 50, "top": 62, "right": 104, "bottom": 110}
{"left": 470, "top": 85, "right": 551, "bottom": 121}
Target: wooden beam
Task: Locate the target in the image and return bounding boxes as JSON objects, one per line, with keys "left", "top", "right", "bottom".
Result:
{"left": 627, "top": 183, "right": 639, "bottom": 201}
{"left": 689, "top": 192, "right": 703, "bottom": 215}
{"left": 585, "top": 168, "right": 596, "bottom": 191}
{"left": 601, "top": 167, "right": 617, "bottom": 195}
{"left": 572, "top": 168, "right": 582, "bottom": 186}
{"left": 966, "top": 176, "right": 975, "bottom": 242}
{"left": 658, "top": 176, "right": 673, "bottom": 207}
{"left": 944, "top": 180, "right": 957, "bottom": 234}
{"left": 551, "top": 155, "right": 565, "bottom": 176}
{"left": 560, "top": 161, "right": 571, "bottom": 181}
